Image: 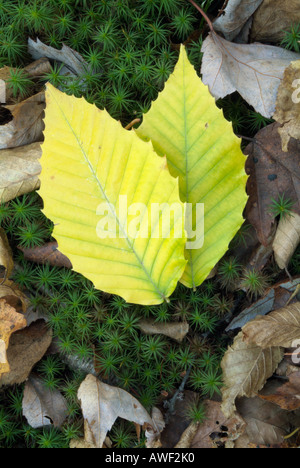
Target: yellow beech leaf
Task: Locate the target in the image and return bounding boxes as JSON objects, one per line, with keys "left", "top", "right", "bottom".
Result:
{"left": 39, "top": 84, "right": 187, "bottom": 305}
{"left": 136, "top": 46, "right": 248, "bottom": 289}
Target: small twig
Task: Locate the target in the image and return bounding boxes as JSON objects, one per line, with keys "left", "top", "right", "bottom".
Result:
{"left": 125, "top": 118, "right": 141, "bottom": 130}
{"left": 236, "top": 135, "right": 257, "bottom": 143}
{"left": 284, "top": 427, "right": 300, "bottom": 440}
{"left": 217, "top": 0, "right": 229, "bottom": 18}
{"left": 188, "top": 0, "right": 214, "bottom": 33}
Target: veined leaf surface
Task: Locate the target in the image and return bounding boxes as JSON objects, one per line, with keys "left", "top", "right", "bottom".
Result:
{"left": 136, "top": 46, "right": 248, "bottom": 289}
{"left": 39, "top": 85, "right": 187, "bottom": 305}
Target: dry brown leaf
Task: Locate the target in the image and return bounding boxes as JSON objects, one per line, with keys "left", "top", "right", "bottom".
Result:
{"left": 273, "top": 212, "right": 300, "bottom": 269}
{"left": 0, "top": 320, "right": 52, "bottom": 386}
{"left": 77, "top": 374, "right": 154, "bottom": 449}
{"left": 243, "top": 302, "right": 300, "bottom": 348}
{"left": 0, "top": 92, "right": 45, "bottom": 149}
{"left": 201, "top": 32, "right": 300, "bottom": 118}
{"left": 0, "top": 142, "right": 41, "bottom": 203}
{"left": 259, "top": 372, "right": 300, "bottom": 410}
{"left": 273, "top": 60, "right": 300, "bottom": 152}
{"left": 0, "top": 228, "right": 13, "bottom": 280}
{"left": 19, "top": 241, "right": 72, "bottom": 269}
{"left": 23, "top": 374, "right": 68, "bottom": 429}
{"left": 138, "top": 319, "right": 189, "bottom": 343}
{"left": 214, "top": 0, "right": 263, "bottom": 41}
{"left": 245, "top": 123, "right": 300, "bottom": 246}
{"left": 251, "top": 0, "right": 300, "bottom": 43}
{"left": 235, "top": 395, "right": 292, "bottom": 447}
{"left": 0, "top": 298, "right": 27, "bottom": 375}
{"left": 191, "top": 400, "right": 246, "bottom": 449}
{"left": 221, "top": 331, "right": 283, "bottom": 418}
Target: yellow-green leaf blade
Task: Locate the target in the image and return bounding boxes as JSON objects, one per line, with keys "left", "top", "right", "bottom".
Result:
{"left": 39, "top": 84, "right": 187, "bottom": 305}
{"left": 136, "top": 46, "right": 248, "bottom": 289}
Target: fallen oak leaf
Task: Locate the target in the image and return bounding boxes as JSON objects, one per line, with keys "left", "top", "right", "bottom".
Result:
{"left": 76, "top": 374, "right": 155, "bottom": 449}
{"left": 0, "top": 142, "right": 41, "bottom": 203}
{"left": 272, "top": 212, "right": 300, "bottom": 270}
{"left": 201, "top": 32, "right": 300, "bottom": 118}
{"left": 243, "top": 302, "right": 300, "bottom": 348}
{"left": 221, "top": 331, "right": 283, "bottom": 418}
{"left": 245, "top": 123, "right": 300, "bottom": 246}
{"left": 259, "top": 371, "right": 300, "bottom": 411}
{"left": 138, "top": 319, "right": 189, "bottom": 343}
{"left": 0, "top": 298, "right": 27, "bottom": 375}
{"left": 273, "top": 60, "right": 300, "bottom": 152}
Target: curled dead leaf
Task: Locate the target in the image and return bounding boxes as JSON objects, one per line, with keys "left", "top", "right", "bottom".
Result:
{"left": 214, "top": 0, "right": 263, "bottom": 41}
{"left": 138, "top": 319, "right": 189, "bottom": 343}
{"left": 76, "top": 375, "right": 155, "bottom": 449}
{"left": 19, "top": 241, "right": 72, "bottom": 269}
{"left": 23, "top": 375, "right": 68, "bottom": 428}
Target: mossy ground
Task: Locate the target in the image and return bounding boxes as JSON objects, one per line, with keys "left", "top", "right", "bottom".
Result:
{"left": 1, "top": 0, "right": 300, "bottom": 449}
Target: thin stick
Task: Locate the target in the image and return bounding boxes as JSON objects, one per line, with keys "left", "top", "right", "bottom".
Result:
{"left": 188, "top": 0, "right": 214, "bottom": 33}
{"left": 125, "top": 118, "right": 141, "bottom": 130}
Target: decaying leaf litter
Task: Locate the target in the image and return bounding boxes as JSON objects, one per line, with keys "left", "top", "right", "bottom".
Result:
{"left": 1, "top": 0, "right": 300, "bottom": 449}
